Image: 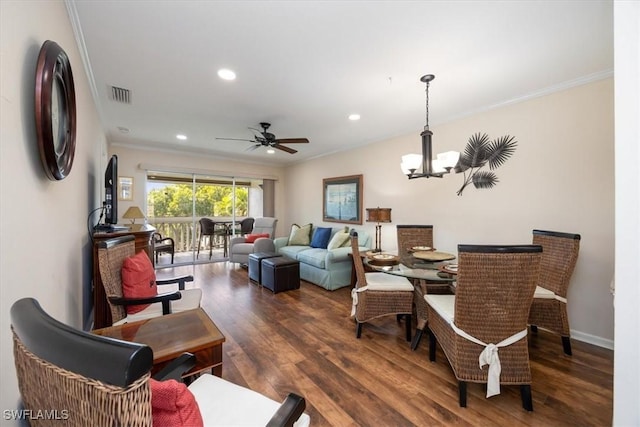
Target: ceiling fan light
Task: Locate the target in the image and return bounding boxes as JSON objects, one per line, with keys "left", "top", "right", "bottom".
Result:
{"left": 266, "top": 149, "right": 275, "bottom": 154}
{"left": 217, "top": 68, "right": 236, "bottom": 80}
{"left": 348, "top": 114, "right": 361, "bottom": 121}
{"left": 176, "top": 134, "right": 187, "bottom": 140}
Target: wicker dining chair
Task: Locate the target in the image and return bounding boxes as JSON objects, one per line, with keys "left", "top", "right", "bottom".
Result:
{"left": 426, "top": 244, "right": 542, "bottom": 410}
{"left": 350, "top": 231, "right": 414, "bottom": 341}
{"left": 528, "top": 229, "right": 581, "bottom": 355}
{"left": 98, "top": 235, "right": 201, "bottom": 326}
{"left": 10, "top": 298, "right": 309, "bottom": 427}
{"left": 396, "top": 225, "right": 433, "bottom": 265}
{"left": 396, "top": 225, "right": 448, "bottom": 350}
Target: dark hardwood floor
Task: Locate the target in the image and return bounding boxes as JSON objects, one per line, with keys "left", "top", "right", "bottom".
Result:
{"left": 157, "top": 262, "right": 613, "bottom": 426}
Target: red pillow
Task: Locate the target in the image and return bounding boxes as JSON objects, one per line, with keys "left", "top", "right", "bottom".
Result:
{"left": 121, "top": 251, "right": 157, "bottom": 314}
{"left": 150, "top": 378, "right": 203, "bottom": 427}
{"left": 245, "top": 233, "right": 270, "bottom": 243}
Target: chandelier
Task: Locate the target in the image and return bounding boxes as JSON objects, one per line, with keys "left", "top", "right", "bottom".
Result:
{"left": 401, "top": 74, "right": 459, "bottom": 179}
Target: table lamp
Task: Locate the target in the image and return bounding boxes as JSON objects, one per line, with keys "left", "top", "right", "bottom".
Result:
{"left": 366, "top": 207, "right": 392, "bottom": 253}
{"left": 122, "top": 206, "right": 146, "bottom": 230}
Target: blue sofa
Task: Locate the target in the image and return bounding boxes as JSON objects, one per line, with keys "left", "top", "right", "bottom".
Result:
{"left": 274, "top": 226, "right": 371, "bottom": 291}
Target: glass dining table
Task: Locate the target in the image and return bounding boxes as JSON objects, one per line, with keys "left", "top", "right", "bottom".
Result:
{"left": 364, "top": 253, "right": 457, "bottom": 350}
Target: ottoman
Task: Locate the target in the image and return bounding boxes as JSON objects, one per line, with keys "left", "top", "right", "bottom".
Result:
{"left": 261, "top": 256, "right": 300, "bottom": 293}
{"left": 248, "top": 252, "right": 281, "bottom": 284}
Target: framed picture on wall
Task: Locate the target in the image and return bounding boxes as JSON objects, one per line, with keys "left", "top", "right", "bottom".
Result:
{"left": 118, "top": 176, "right": 133, "bottom": 200}
{"left": 322, "top": 174, "right": 363, "bottom": 224}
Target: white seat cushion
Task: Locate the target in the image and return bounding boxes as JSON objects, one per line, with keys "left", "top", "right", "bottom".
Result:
{"left": 189, "top": 374, "right": 311, "bottom": 427}
{"left": 115, "top": 288, "right": 202, "bottom": 325}
{"left": 424, "top": 294, "right": 456, "bottom": 324}
{"left": 364, "top": 272, "right": 414, "bottom": 291}
{"left": 533, "top": 285, "right": 556, "bottom": 299}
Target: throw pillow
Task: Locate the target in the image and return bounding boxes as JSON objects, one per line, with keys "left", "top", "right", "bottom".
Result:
{"left": 245, "top": 233, "right": 270, "bottom": 243}
{"left": 288, "top": 223, "right": 313, "bottom": 246}
{"left": 150, "top": 378, "right": 204, "bottom": 427}
{"left": 310, "top": 227, "right": 332, "bottom": 249}
{"left": 121, "top": 251, "right": 157, "bottom": 315}
{"left": 328, "top": 226, "right": 351, "bottom": 250}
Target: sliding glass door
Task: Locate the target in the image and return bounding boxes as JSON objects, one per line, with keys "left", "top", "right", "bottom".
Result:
{"left": 146, "top": 170, "right": 263, "bottom": 268}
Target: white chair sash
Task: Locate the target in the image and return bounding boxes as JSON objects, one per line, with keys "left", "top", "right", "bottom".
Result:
{"left": 450, "top": 323, "right": 528, "bottom": 398}
{"left": 350, "top": 286, "right": 368, "bottom": 317}
{"left": 534, "top": 285, "right": 567, "bottom": 303}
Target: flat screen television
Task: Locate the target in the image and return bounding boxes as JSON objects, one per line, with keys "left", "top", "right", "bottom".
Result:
{"left": 104, "top": 154, "right": 118, "bottom": 225}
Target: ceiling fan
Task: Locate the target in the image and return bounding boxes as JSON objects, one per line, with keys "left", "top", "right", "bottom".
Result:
{"left": 216, "top": 122, "right": 309, "bottom": 154}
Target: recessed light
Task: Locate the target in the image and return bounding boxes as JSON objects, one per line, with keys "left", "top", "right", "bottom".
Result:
{"left": 266, "top": 149, "right": 275, "bottom": 154}
{"left": 176, "top": 134, "right": 187, "bottom": 140}
{"left": 217, "top": 68, "right": 236, "bottom": 81}
{"left": 348, "top": 114, "right": 361, "bottom": 121}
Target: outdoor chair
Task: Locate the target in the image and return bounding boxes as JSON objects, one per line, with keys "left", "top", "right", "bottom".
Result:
{"left": 10, "top": 298, "right": 310, "bottom": 427}
{"left": 236, "top": 217, "right": 255, "bottom": 236}
{"left": 426, "top": 244, "right": 542, "bottom": 410}
{"left": 153, "top": 232, "right": 175, "bottom": 264}
{"left": 97, "top": 235, "right": 201, "bottom": 326}
{"left": 528, "top": 229, "right": 581, "bottom": 355}
{"left": 350, "top": 230, "right": 414, "bottom": 341}
{"left": 197, "top": 218, "right": 228, "bottom": 259}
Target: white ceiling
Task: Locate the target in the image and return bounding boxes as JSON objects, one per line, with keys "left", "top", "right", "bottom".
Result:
{"left": 69, "top": 0, "right": 613, "bottom": 166}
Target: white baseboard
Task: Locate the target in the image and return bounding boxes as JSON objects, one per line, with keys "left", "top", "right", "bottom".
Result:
{"left": 571, "top": 329, "right": 614, "bottom": 350}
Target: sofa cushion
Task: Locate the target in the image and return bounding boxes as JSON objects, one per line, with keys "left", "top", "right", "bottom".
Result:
{"left": 121, "top": 251, "right": 157, "bottom": 314}
{"left": 327, "top": 226, "right": 351, "bottom": 250}
{"left": 278, "top": 245, "right": 311, "bottom": 260}
{"left": 297, "top": 248, "right": 329, "bottom": 269}
{"left": 288, "top": 223, "right": 313, "bottom": 245}
{"left": 310, "top": 227, "right": 332, "bottom": 249}
{"left": 245, "top": 233, "right": 270, "bottom": 243}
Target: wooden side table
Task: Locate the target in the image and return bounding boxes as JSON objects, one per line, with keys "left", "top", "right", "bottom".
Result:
{"left": 93, "top": 308, "right": 225, "bottom": 378}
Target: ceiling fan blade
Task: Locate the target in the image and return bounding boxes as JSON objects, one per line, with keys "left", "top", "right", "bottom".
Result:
{"left": 274, "top": 144, "right": 297, "bottom": 154}
{"left": 274, "top": 138, "right": 309, "bottom": 144}
{"left": 216, "top": 137, "right": 256, "bottom": 142}
{"left": 245, "top": 144, "right": 261, "bottom": 152}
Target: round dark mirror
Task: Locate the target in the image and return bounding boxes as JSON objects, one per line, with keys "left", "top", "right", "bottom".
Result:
{"left": 35, "top": 40, "right": 76, "bottom": 181}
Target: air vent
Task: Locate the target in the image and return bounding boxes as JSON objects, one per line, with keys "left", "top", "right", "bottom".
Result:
{"left": 110, "top": 86, "right": 131, "bottom": 104}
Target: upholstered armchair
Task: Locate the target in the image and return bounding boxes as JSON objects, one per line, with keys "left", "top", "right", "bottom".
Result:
{"left": 229, "top": 217, "right": 278, "bottom": 265}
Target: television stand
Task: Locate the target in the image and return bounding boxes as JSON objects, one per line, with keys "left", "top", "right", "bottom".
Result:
{"left": 94, "top": 224, "right": 129, "bottom": 233}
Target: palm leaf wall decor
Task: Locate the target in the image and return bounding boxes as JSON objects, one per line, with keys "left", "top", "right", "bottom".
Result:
{"left": 455, "top": 133, "right": 517, "bottom": 196}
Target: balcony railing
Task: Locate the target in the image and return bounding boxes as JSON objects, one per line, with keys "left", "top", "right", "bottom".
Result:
{"left": 148, "top": 216, "right": 242, "bottom": 252}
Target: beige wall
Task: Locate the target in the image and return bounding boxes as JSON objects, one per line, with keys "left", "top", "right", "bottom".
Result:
{"left": 283, "top": 79, "right": 615, "bottom": 346}
{"left": 109, "top": 145, "right": 286, "bottom": 234}
{"left": 0, "top": 0, "right": 106, "bottom": 418}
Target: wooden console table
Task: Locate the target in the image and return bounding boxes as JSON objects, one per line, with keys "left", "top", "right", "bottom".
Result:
{"left": 92, "top": 224, "right": 155, "bottom": 329}
{"left": 93, "top": 308, "right": 225, "bottom": 378}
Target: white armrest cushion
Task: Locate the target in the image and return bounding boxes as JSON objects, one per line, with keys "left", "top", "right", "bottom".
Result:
{"left": 189, "top": 374, "right": 310, "bottom": 427}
